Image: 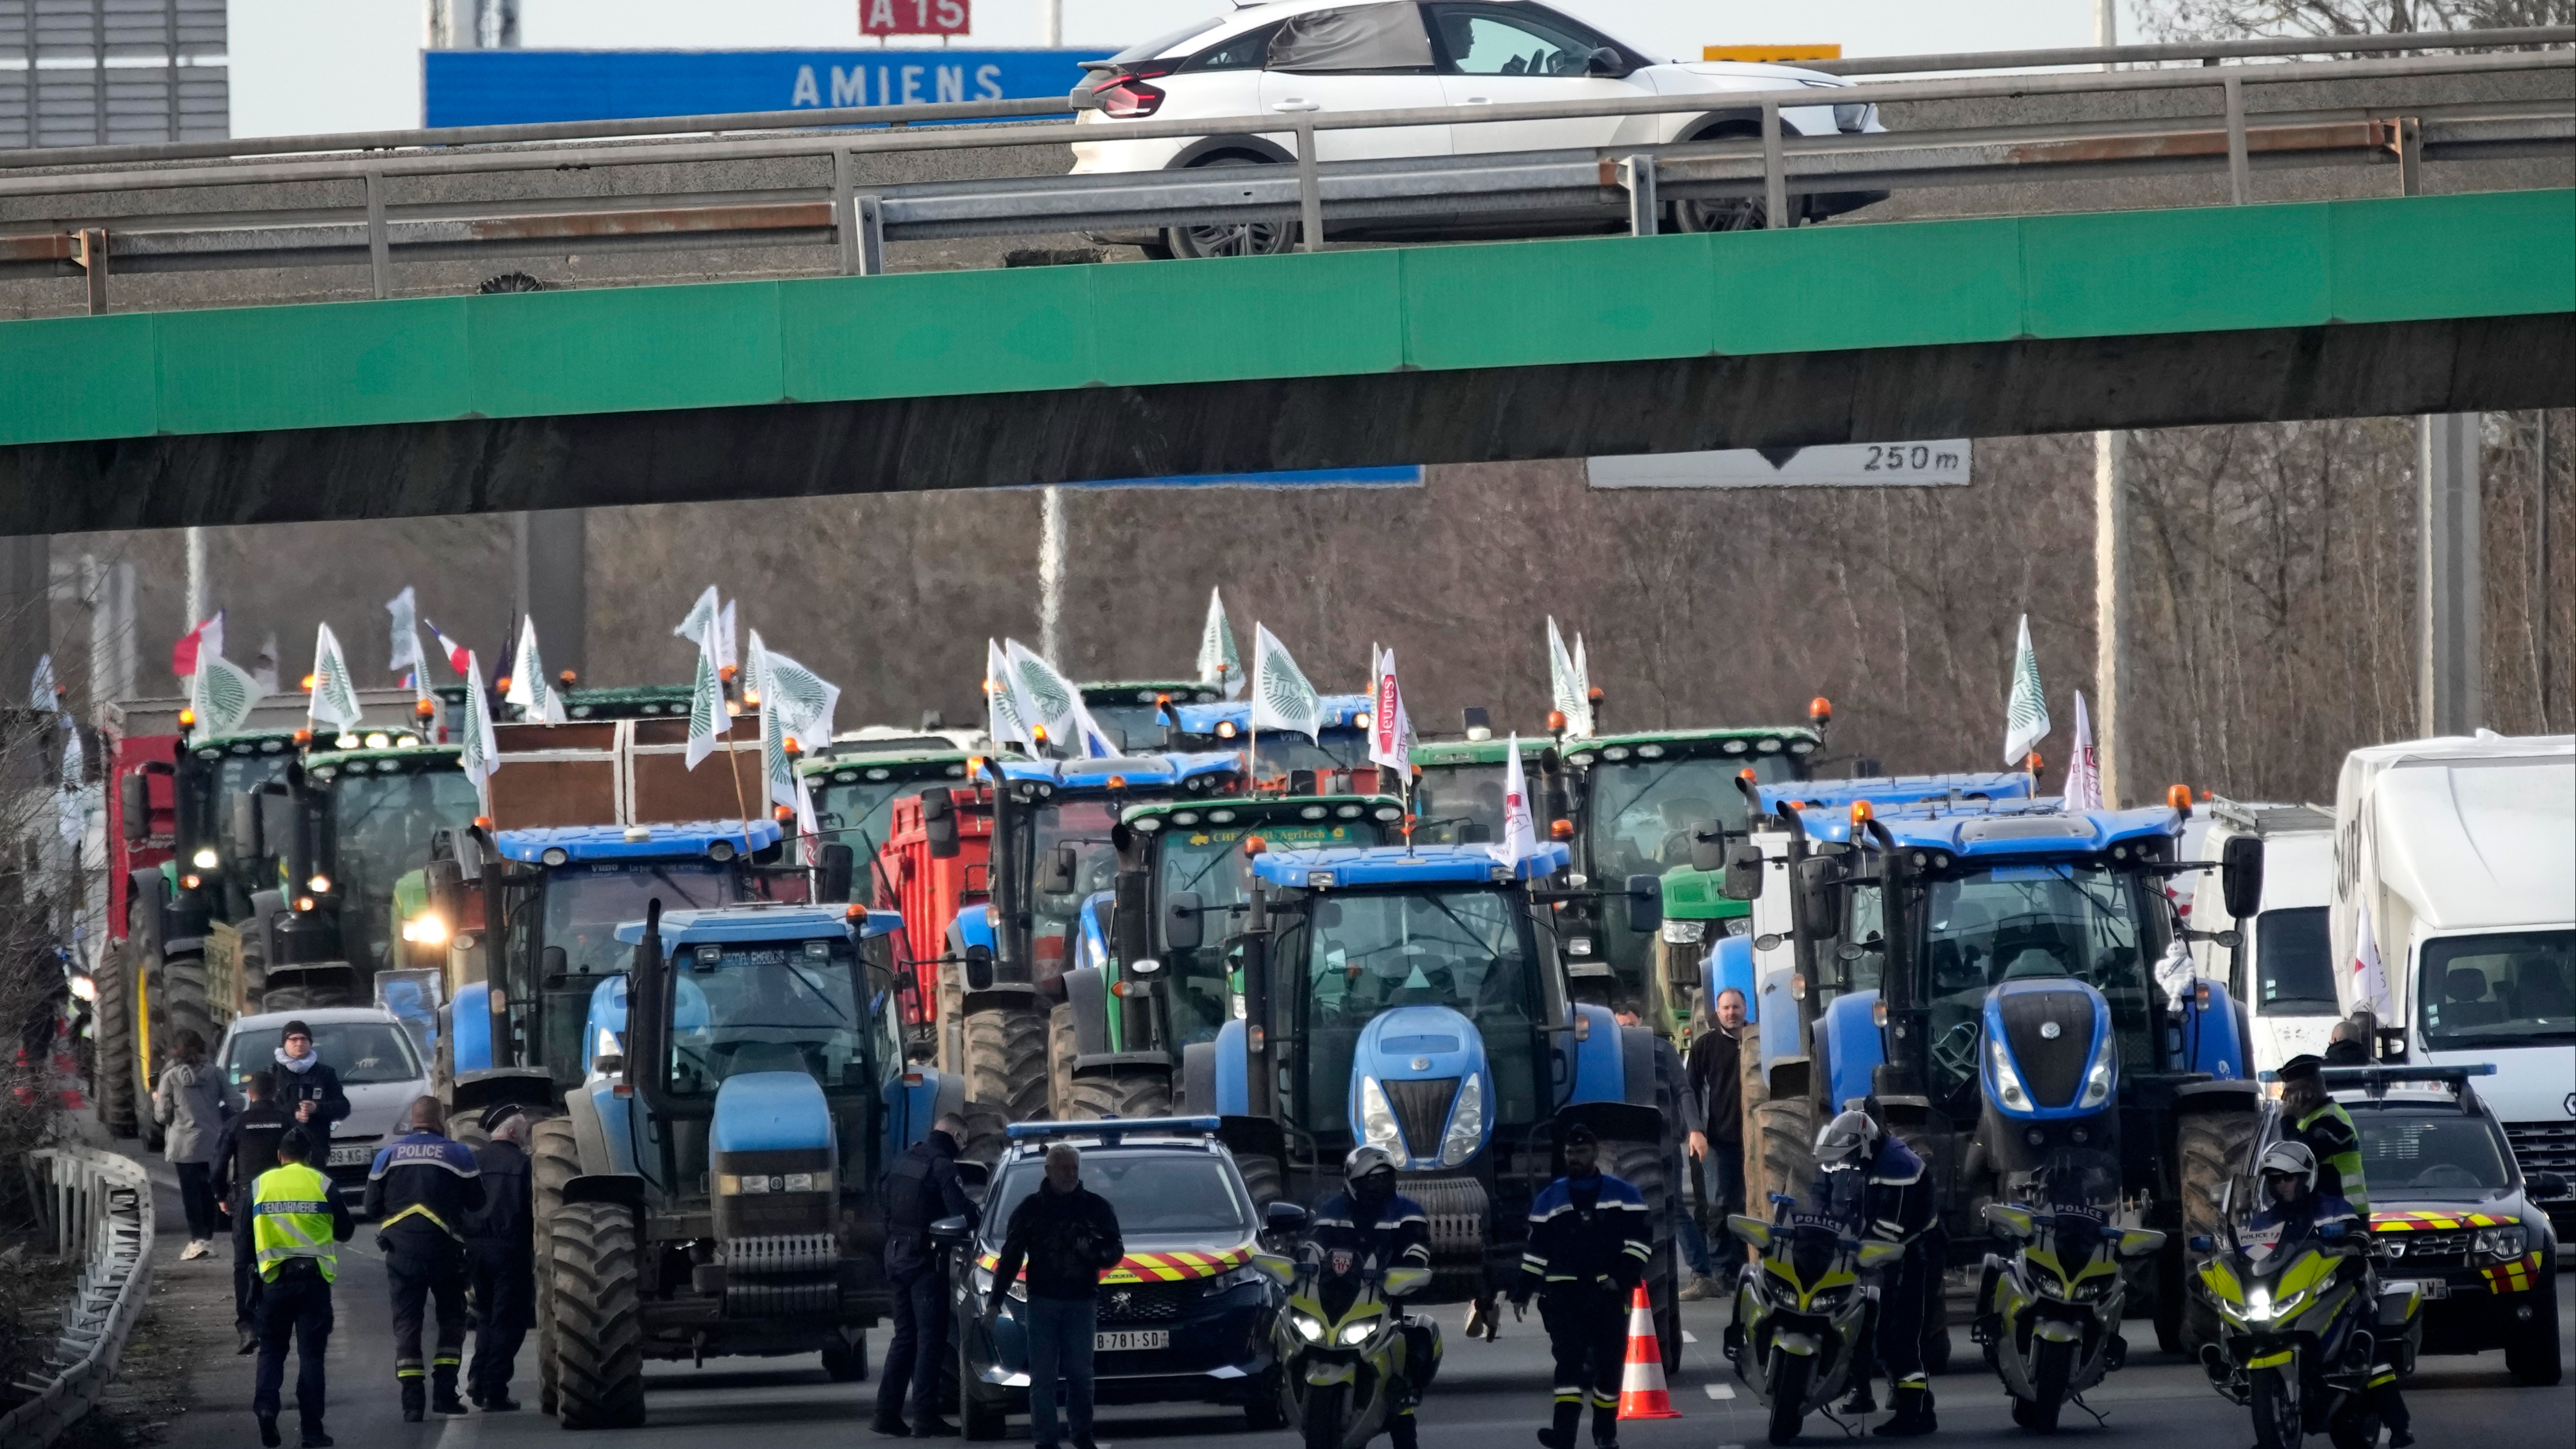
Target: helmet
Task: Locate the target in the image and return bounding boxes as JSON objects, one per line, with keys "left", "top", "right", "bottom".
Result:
{"left": 2257, "top": 1139, "right": 2318, "bottom": 1195}
{"left": 1813, "top": 1109, "right": 1881, "bottom": 1171}
{"left": 1345, "top": 1144, "right": 1399, "bottom": 1189}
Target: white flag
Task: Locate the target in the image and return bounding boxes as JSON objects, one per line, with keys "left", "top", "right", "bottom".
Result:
{"left": 190, "top": 651, "right": 262, "bottom": 738}
{"left": 252, "top": 631, "right": 280, "bottom": 698}
{"left": 2063, "top": 690, "right": 2103, "bottom": 811}
{"left": 308, "top": 623, "right": 365, "bottom": 732}
{"left": 748, "top": 630, "right": 841, "bottom": 759}
{"left": 795, "top": 769, "right": 820, "bottom": 842}
{"left": 1003, "top": 638, "right": 1085, "bottom": 753}
{"left": 2003, "top": 614, "right": 2051, "bottom": 767}
{"left": 57, "top": 720, "right": 87, "bottom": 845}
{"left": 760, "top": 691, "right": 798, "bottom": 813}
{"left": 386, "top": 588, "right": 423, "bottom": 675}
{"left": 986, "top": 638, "right": 1035, "bottom": 752}
{"left": 674, "top": 586, "right": 721, "bottom": 649}
{"left": 1547, "top": 619, "right": 1593, "bottom": 737}
{"left": 685, "top": 628, "right": 729, "bottom": 770}
{"left": 1197, "top": 588, "right": 1243, "bottom": 699}
{"left": 1249, "top": 624, "right": 1323, "bottom": 742}
{"left": 2350, "top": 901, "right": 2395, "bottom": 1019}
{"left": 29, "top": 653, "right": 57, "bottom": 712}
{"left": 457, "top": 650, "right": 500, "bottom": 809}
{"left": 716, "top": 599, "right": 739, "bottom": 674}
{"left": 1367, "top": 647, "right": 1411, "bottom": 777}
{"left": 506, "top": 616, "right": 568, "bottom": 724}
{"left": 1497, "top": 732, "right": 1540, "bottom": 863}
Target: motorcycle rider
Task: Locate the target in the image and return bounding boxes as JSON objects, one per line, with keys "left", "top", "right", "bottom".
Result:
{"left": 1812, "top": 1105, "right": 1940, "bottom": 1437}
{"left": 2245, "top": 1139, "right": 2412, "bottom": 1446}
{"left": 1510, "top": 1123, "right": 1651, "bottom": 1449}
{"left": 2276, "top": 1055, "right": 2368, "bottom": 1213}
{"left": 1303, "top": 1146, "right": 1433, "bottom": 1449}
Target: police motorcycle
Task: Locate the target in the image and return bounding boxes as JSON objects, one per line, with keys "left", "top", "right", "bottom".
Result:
{"left": 1723, "top": 1184, "right": 1905, "bottom": 1446}
{"left": 2193, "top": 1143, "right": 2420, "bottom": 1449}
{"left": 1252, "top": 1232, "right": 1443, "bottom": 1449}
{"left": 1973, "top": 1152, "right": 2167, "bottom": 1433}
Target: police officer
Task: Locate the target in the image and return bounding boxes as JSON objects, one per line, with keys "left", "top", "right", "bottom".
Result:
{"left": 462, "top": 1103, "right": 536, "bottom": 1412}
{"left": 1511, "top": 1124, "right": 1651, "bottom": 1449}
{"left": 2272, "top": 1061, "right": 2410, "bottom": 1445}
{"left": 363, "top": 1095, "right": 484, "bottom": 1422}
{"left": 1306, "top": 1147, "right": 1434, "bottom": 1449}
{"left": 214, "top": 1072, "right": 297, "bottom": 1354}
{"left": 250, "top": 1129, "right": 356, "bottom": 1448}
{"left": 874, "top": 1111, "right": 977, "bottom": 1437}
{"left": 1813, "top": 1106, "right": 1940, "bottom": 1437}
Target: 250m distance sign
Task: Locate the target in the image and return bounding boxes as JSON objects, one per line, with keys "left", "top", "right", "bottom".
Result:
{"left": 863, "top": 0, "right": 969, "bottom": 36}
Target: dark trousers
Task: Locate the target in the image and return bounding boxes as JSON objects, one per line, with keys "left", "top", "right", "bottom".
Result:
{"left": 176, "top": 1161, "right": 222, "bottom": 1240}
{"left": 1540, "top": 1286, "right": 1628, "bottom": 1444}
{"left": 467, "top": 1246, "right": 533, "bottom": 1402}
{"left": 251, "top": 1266, "right": 334, "bottom": 1433}
{"left": 384, "top": 1230, "right": 470, "bottom": 1392}
{"left": 876, "top": 1264, "right": 950, "bottom": 1428}
{"left": 232, "top": 1190, "right": 264, "bottom": 1329}
{"left": 1023, "top": 1295, "right": 1098, "bottom": 1448}
{"left": 1872, "top": 1231, "right": 1944, "bottom": 1388}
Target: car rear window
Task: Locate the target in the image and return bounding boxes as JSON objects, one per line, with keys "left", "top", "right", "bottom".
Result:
{"left": 225, "top": 1021, "right": 423, "bottom": 1088}
{"left": 987, "top": 1153, "right": 1251, "bottom": 1241}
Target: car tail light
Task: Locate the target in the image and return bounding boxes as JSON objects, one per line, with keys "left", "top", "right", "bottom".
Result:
{"left": 1096, "top": 72, "right": 1167, "bottom": 119}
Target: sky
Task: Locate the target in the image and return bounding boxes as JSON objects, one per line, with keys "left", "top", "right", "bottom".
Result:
{"left": 228, "top": 0, "right": 2119, "bottom": 137}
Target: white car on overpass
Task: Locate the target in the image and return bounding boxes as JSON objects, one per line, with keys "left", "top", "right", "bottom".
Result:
{"left": 1072, "top": 0, "right": 1887, "bottom": 257}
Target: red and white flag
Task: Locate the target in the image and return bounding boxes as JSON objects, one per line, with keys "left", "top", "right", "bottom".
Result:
{"left": 421, "top": 617, "right": 472, "bottom": 676}
{"left": 2063, "top": 690, "right": 2103, "bottom": 810}
{"left": 1497, "top": 733, "right": 1540, "bottom": 864}
{"left": 1367, "top": 647, "right": 1411, "bottom": 778}
{"left": 2350, "top": 901, "right": 2395, "bottom": 1017}
{"left": 172, "top": 611, "right": 224, "bottom": 681}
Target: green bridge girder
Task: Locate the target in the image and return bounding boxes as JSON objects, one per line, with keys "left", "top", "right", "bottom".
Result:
{"left": 0, "top": 189, "right": 2567, "bottom": 533}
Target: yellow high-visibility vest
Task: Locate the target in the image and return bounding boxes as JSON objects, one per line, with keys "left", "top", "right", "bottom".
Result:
{"left": 252, "top": 1163, "right": 339, "bottom": 1283}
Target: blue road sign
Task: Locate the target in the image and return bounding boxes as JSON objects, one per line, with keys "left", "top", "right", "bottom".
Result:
{"left": 423, "top": 48, "right": 1094, "bottom": 127}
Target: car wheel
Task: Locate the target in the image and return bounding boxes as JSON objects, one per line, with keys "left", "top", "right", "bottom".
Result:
{"left": 2505, "top": 1265, "right": 2562, "bottom": 1385}
{"left": 1163, "top": 156, "right": 1298, "bottom": 260}
{"left": 958, "top": 1330, "right": 1005, "bottom": 1440}
{"left": 1667, "top": 120, "right": 1790, "bottom": 233}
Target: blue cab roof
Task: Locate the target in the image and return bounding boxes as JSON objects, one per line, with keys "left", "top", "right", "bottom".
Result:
{"left": 494, "top": 819, "right": 784, "bottom": 863}
{"left": 1756, "top": 772, "right": 2035, "bottom": 814}
{"left": 1253, "top": 841, "right": 1569, "bottom": 888}
{"left": 1172, "top": 694, "right": 1372, "bottom": 736}
{"left": 613, "top": 903, "right": 903, "bottom": 951}
{"left": 1790, "top": 794, "right": 2180, "bottom": 856}
{"left": 980, "top": 751, "right": 1241, "bottom": 792}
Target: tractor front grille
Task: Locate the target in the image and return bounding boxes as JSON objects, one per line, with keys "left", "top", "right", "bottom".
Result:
{"left": 1995, "top": 988, "right": 2094, "bottom": 1109}
{"left": 1383, "top": 1077, "right": 1459, "bottom": 1160}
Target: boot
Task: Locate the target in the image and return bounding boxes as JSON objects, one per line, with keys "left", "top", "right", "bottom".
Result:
{"left": 1467, "top": 1298, "right": 1496, "bottom": 1341}
{"left": 912, "top": 1417, "right": 958, "bottom": 1437}
{"left": 1871, "top": 1381, "right": 1936, "bottom": 1438}
{"left": 1388, "top": 1411, "right": 1419, "bottom": 1449}
{"left": 482, "top": 1395, "right": 522, "bottom": 1413}
{"left": 300, "top": 1429, "right": 333, "bottom": 1449}
{"left": 400, "top": 1379, "right": 426, "bottom": 1424}
{"left": 1592, "top": 1403, "right": 1621, "bottom": 1449}
{"left": 1839, "top": 1380, "right": 1877, "bottom": 1416}
{"left": 1537, "top": 1397, "right": 1583, "bottom": 1449}
{"left": 433, "top": 1367, "right": 469, "bottom": 1417}
{"left": 257, "top": 1415, "right": 282, "bottom": 1448}
{"left": 238, "top": 1327, "right": 258, "bottom": 1356}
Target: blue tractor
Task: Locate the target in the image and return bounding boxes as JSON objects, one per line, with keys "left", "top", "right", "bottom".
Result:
{"left": 1162, "top": 695, "right": 1387, "bottom": 788}
{"left": 939, "top": 752, "right": 1243, "bottom": 1147}
{"left": 1712, "top": 781, "right": 2266, "bottom": 1357}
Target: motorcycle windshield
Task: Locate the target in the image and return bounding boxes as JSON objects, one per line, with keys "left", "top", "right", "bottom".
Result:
{"left": 1785, "top": 1223, "right": 1843, "bottom": 1287}
{"left": 2032, "top": 1146, "right": 2122, "bottom": 1210}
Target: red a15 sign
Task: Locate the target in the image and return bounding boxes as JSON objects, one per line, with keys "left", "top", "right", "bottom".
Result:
{"left": 861, "top": 0, "right": 969, "bottom": 35}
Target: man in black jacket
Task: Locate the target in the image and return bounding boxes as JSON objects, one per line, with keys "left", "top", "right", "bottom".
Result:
{"left": 984, "top": 1144, "right": 1123, "bottom": 1449}
{"left": 1681, "top": 988, "right": 1749, "bottom": 1297}
{"left": 462, "top": 1103, "right": 535, "bottom": 1412}
{"left": 363, "top": 1096, "right": 484, "bottom": 1422}
{"left": 1510, "top": 1125, "right": 1652, "bottom": 1449}
{"left": 213, "top": 1072, "right": 298, "bottom": 1353}
{"left": 266, "top": 1021, "right": 351, "bottom": 1157}
{"left": 875, "top": 1113, "right": 976, "bottom": 1437}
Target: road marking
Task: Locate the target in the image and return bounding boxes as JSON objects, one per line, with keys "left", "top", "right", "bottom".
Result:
{"left": 1705, "top": 1383, "right": 1735, "bottom": 1400}
{"left": 1681, "top": 1330, "right": 1698, "bottom": 1343}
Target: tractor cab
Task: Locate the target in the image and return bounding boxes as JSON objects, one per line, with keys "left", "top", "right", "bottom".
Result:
{"left": 1409, "top": 736, "right": 1554, "bottom": 848}
{"left": 1079, "top": 679, "right": 1225, "bottom": 755}
{"left": 1165, "top": 695, "right": 1384, "bottom": 788}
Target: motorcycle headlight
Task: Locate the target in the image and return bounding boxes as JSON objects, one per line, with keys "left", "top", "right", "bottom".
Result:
{"left": 1438, "top": 1073, "right": 1485, "bottom": 1168}
{"left": 1290, "top": 1312, "right": 1327, "bottom": 1343}
{"left": 2077, "top": 1045, "right": 2113, "bottom": 1110}
{"left": 1806, "top": 1284, "right": 1851, "bottom": 1309}
{"left": 1358, "top": 1078, "right": 1406, "bottom": 1160}
{"left": 2473, "top": 1226, "right": 2528, "bottom": 1260}
{"left": 1339, "top": 1319, "right": 1377, "bottom": 1346}
{"left": 1989, "top": 1037, "right": 2033, "bottom": 1112}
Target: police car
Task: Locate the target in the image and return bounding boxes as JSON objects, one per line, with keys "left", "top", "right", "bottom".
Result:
{"left": 943, "top": 1118, "right": 1289, "bottom": 1434}
{"left": 2333, "top": 1065, "right": 2566, "bottom": 1385}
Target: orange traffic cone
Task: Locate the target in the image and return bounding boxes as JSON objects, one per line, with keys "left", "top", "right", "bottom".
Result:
{"left": 1617, "top": 1282, "right": 1681, "bottom": 1420}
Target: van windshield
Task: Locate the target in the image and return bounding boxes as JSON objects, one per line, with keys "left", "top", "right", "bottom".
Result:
{"left": 2254, "top": 907, "right": 2338, "bottom": 1015}
{"left": 2418, "top": 929, "right": 2574, "bottom": 1050}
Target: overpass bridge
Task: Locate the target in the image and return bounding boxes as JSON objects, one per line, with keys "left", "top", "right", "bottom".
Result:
{"left": 0, "top": 32, "right": 2567, "bottom": 536}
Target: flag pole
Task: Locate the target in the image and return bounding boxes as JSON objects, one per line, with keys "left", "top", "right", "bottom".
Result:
{"left": 726, "top": 731, "right": 757, "bottom": 853}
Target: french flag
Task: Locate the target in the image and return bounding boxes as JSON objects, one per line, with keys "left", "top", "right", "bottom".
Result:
{"left": 421, "top": 618, "right": 472, "bottom": 677}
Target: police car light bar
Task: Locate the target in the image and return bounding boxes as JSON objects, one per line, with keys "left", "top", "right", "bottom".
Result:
{"left": 2287, "top": 1064, "right": 2496, "bottom": 1100}
{"left": 1002, "top": 1115, "right": 1222, "bottom": 1146}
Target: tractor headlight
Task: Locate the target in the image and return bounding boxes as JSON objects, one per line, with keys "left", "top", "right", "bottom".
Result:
{"left": 1989, "top": 1037, "right": 2033, "bottom": 1112}
{"left": 191, "top": 847, "right": 219, "bottom": 869}
{"left": 2077, "top": 1045, "right": 2113, "bottom": 1109}
{"left": 1290, "top": 1311, "right": 1327, "bottom": 1342}
{"left": 1438, "top": 1073, "right": 1485, "bottom": 1168}
{"left": 1358, "top": 1077, "right": 1406, "bottom": 1160}
{"left": 401, "top": 912, "right": 449, "bottom": 945}
{"left": 2474, "top": 1226, "right": 2528, "bottom": 1260}
{"left": 1338, "top": 1319, "right": 1377, "bottom": 1346}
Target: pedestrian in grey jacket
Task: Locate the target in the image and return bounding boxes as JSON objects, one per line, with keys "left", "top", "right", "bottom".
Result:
{"left": 154, "top": 1029, "right": 229, "bottom": 1258}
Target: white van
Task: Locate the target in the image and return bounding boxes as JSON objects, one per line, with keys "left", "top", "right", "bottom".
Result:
{"left": 2191, "top": 802, "right": 2341, "bottom": 1076}
{"left": 2331, "top": 733, "right": 2575, "bottom": 1229}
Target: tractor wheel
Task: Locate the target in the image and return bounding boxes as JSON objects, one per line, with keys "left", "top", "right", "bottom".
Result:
{"left": 259, "top": 981, "right": 353, "bottom": 1013}
{"left": 93, "top": 950, "right": 137, "bottom": 1138}
{"left": 963, "top": 1001, "right": 1050, "bottom": 1125}
{"left": 1604, "top": 1137, "right": 1681, "bottom": 1373}
{"left": 821, "top": 1326, "right": 869, "bottom": 1382}
{"left": 159, "top": 954, "right": 218, "bottom": 1060}
{"left": 1070, "top": 1069, "right": 1171, "bottom": 1121}
{"left": 1235, "top": 1152, "right": 1286, "bottom": 1211}
{"left": 532, "top": 1115, "right": 582, "bottom": 1416}
{"left": 2176, "top": 1107, "right": 2258, "bottom": 1354}
{"left": 549, "top": 1200, "right": 647, "bottom": 1429}
{"left": 1047, "top": 1002, "right": 1078, "bottom": 1119}
{"left": 1752, "top": 1095, "right": 1817, "bottom": 1213}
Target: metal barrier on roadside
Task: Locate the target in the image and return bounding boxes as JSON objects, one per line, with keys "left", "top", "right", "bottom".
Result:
{"left": 1, "top": 1147, "right": 155, "bottom": 1449}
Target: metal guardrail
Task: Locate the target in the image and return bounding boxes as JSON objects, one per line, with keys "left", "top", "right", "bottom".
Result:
{"left": 0, "top": 38, "right": 2567, "bottom": 311}
{"left": 0, "top": 1147, "right": 156, "bottom": 1449}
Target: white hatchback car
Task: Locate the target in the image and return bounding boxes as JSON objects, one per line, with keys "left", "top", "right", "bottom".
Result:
{"left": 216, "top": 1006, "right": 432, "bottom": 1210}
{"left": 1073, "top": 0, "right": 1885, "bottom": 257}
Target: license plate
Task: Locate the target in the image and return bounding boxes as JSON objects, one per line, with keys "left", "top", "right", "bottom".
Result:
{"left": 2413, "top": 1279, "right": 2450, "bottom": 1300}
{"left": 328, "top": 1144, "right": 372, "bottom": 1167}
{"left": 1095, "top": 1330, "right": 1168, "bottom": 1352}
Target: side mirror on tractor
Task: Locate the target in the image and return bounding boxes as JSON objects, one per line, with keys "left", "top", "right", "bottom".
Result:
{"left": 120, "top": 774, "right": 151, "bottom": 844}
{"left": 817, "top": 844, "right": 856, "bottom": 905}
{"left": 1689, "top": 822, "right": 1726, "bottom": 874}
{"left": 1721, "top": 843, "right": 1764, "bottom": 902}
{"left": 962, "top": 943, "right": 995, "bottom": 992}
{"left": 1165, "top": 891, "right": 1205, "bottom": 954}
{"left": 2221, "top": 836, "right": 2265, "bottom": 920}
{"left": 920, "top": 786, "right": 960, "bottom": 860}
{"left": 1625, "top": 875, "right": 1662, "bottom": 934}
{"left": 1039, "top": 843, "right": 1079, "bottom": 895}
{"left": 1795, "top": 855, "right": 1847, "bottom": 940}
